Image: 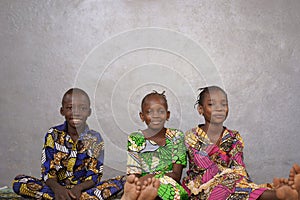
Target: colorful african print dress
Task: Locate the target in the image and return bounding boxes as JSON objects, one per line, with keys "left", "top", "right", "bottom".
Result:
{"left": 127, "top": 128, "right": 188, "bottom": 200}
{"left": 12, "top": 121, "right": 125, "bottom": 200}
{"left": 182, "top": 125, "right": 273, "bottom": 200}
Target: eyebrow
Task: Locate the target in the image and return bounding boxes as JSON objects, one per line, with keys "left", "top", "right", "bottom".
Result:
{"left": 207, "top": 99, "right": 227, "bottom": 102}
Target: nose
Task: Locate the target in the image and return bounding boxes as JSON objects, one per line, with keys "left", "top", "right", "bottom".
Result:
{"left": 151, "top": 111, "right": 159, "bottom": 117}
{"left": 71, "top": 106, "right": 81, "bottom": 115}
{"left": 213, "top": 104, "right": 223, "bottom": 111}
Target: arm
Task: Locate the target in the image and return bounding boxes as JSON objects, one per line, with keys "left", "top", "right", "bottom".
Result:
{"left": 70, "top": 131, "right": 104, "bottom": 199}
{"left": 227, "top": 131, "right": 252, "bottom": 179}
{"left": 165, "top": 163, "right": 184, "bottom": 183}
{"left": 42, "top": 131, "right": 75, "bottom": 199}
{"left": 228, "top": 131, "right": 246, "bottom": 168}
{"left": 46, "top": 178, "right": 75, "bottom": 200}
{"left": 167, "top": 129, "right": 187, "bottom": 182}
{"left": 68, "top": 180, "right": 95, "bottom": 199}
{"left": 126, "top": 132, "right": 146, "bottom": 175}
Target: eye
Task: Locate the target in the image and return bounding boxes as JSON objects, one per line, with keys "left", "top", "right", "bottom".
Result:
{"left": 80, "top": 106, "right": 88, "bottom": 111}
{"left": 159, "top": 109, "right": 166, "bottom": 114}
{"left": 147, "top": 110, "right": 153, "bottom": 115}
{"left": 66, "top": 106, "right": 72, "bottom": 110}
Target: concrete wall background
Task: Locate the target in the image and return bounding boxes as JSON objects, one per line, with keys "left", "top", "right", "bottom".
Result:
{"left": 1, "top": 0, "right": 299, "bottom": 187}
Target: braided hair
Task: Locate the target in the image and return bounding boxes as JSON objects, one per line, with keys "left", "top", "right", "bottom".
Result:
{"left": 195, "top": 86, "right": 227, "bottom": 107}
{"left": 141, "top": 90, "right": 168, "bottom": 110}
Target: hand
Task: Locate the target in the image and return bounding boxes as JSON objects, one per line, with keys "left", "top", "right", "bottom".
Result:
{"left": 53, "top": 185, "right": 74, "bottom": 200}
{"left": 69, "top": 185, "right": 82, "bottom": 200}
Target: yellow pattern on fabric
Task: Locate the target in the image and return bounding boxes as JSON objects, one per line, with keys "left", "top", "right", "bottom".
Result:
{"left": 184, "top": 127, "right": 274, "bottom": 199}
{"left": 19, "top": 184, "right": 35, "bottom": 198}
{"left": 45, "top": 134, "right": 54, "bottom": 148}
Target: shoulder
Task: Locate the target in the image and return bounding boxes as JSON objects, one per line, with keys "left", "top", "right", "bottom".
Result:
{"left": 184, "top": 127, "right": 198, "bottom": 138}
{"left": 224, "top": 128, "right": 244, "bottom": 146}
{"left": 166, "top": 128, "right": 184, "bottom": 139}
{"left": 225, "top": 128, "right": 242, "bottom": 138}
{"left": 127, "top": 131, "right": 146, "bottom": 152}
{"left": 86, "top": 129, "right": 103, "bottom": 142}
{"left": 128, "top": 131, "right": 144, "bottom": 139}
{"left": 45, "top": 123, "right": 65, "bottom": 137}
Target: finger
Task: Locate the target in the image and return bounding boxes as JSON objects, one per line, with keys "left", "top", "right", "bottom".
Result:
{"left": 68, "top": 190, "right": 77, "bottom": 199}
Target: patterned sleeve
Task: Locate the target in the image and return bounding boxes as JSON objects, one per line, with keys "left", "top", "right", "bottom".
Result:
{"left": 228, "top": 131, "right": 246, "bottom": 168}
{"left": 126, "top": 132, "right": 146, "bottom": 175}
{"left": 81, "top": 130, "right": 104, "bottom": 183}
{"left": 170, "top": 129, "right": 187, "bottom": 167}
{"left": 184, "top": 128, "right": 218, "bottom": 174}
{"left": 41, "top": 128, "right": 56, "bottom": 182}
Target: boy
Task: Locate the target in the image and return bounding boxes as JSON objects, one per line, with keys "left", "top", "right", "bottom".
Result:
{"left": 13, "top": 88, "right": 124, "bottom": 200}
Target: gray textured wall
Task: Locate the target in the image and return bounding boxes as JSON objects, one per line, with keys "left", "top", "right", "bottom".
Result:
{"left": 1, "top": 0, "right": 299, "bottom": 187}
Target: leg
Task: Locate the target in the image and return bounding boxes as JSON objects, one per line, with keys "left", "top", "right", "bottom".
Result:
{"left": 137, "top": 177, "right": 160, "bottom": 200}
{"left": 121, "top": 175, "right": 141, "bottom": 200}
{"left": 83, "top": 175, "right": 125, "bottom": 199}
{"left": 12, "top": 174, "right": 53, "bottom": 199}
{"left": 257, "top": 177, "right": 298, "bottom": 200}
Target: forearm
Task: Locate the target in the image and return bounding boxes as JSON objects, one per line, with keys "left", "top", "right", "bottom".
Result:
{"left": 165, "top": 171, "right": 182, "bottom": 183}
{"left": 45, "top": 178, "right": 64, "bottom": 192}
{"left": 73, "top": 180, "right": 95, "bottom": 191}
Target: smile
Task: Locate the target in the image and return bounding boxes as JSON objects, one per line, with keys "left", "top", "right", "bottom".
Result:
{"left": 71, "top": 119, "right": 82, "bottom": 123}
{"left": 151, "top": 121, "right": 162, "bottom": 125}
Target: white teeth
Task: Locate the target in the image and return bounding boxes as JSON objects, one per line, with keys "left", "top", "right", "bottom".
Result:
{"left": 72, "top": 119, "right": 81, "bottom": 123}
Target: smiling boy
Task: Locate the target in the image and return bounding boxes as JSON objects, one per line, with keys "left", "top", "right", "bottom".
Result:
{"left": 13, "top": 88, "right": 124, "bottom": 200}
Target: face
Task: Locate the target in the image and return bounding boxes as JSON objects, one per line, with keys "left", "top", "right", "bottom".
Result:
{"left": 139, "top": 95, "right": 170, "bottom": 132}
{"left": 60, "top": 92, "right": 91, "bottom": 133}
{"left": 198, "top": 89, "right": 228, "bottom": 125}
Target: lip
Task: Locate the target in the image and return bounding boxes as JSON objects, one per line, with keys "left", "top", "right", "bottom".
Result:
{"left": 150, "top": 121, "right": 162, "bottom": 125}
{"left": 213, "top": 114, "right": 226, "bottom": 118}
{"left": 70, "top": 119, "right": 83, "bottom": 123}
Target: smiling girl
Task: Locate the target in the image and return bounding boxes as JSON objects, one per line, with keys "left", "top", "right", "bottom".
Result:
{"left": 182, "top": 86, "right": 299, "bottom": 200}
{"left": 126, "top": 91, "right": 188, "bottom": 200}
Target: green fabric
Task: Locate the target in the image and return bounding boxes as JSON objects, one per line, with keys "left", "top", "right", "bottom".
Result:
{"left": 127, "top": 128, "right": 188, "bottom": 200}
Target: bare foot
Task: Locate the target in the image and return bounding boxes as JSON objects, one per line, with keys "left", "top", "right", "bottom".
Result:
{"left": 290, "top": 164, "right": 300, "bottom": 200}
{"left": 121, "top": 175, "right": 141, "bottom": 200}
{"left": 274, "top": 177, "right": 298, "bottom": 200}
{"left": 137, "top": 177, "right": 160, "bottom": 200}
{"left": 294, "top": 174, "right": 300, "bottom": 200}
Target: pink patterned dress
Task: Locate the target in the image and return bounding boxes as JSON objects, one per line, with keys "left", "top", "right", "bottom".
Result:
{"left": 182, "top": 125, "right": 272, "bottom": 200}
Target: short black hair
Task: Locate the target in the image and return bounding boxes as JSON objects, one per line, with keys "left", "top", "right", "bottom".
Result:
{"left": 141, "top": 90, "right": 168, "bottom": 110}
{"left": 195, "top": 86, "right": 227, "bottom": 107}
{"left": 62, "top": 88, "right": 90, "bottom": 106}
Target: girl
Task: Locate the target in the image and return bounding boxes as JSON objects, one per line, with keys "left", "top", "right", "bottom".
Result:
{"left": 126, "top": 91, "right": 188, "bottom": 200}
{"left": 182, "top": 86, "right": 299, "bottom": 200}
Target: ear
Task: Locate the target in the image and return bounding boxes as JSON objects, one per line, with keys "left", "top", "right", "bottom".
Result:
{"left": 166, "top": 111, "right": 170, "bottom": 121}
{"left": 88, "top": 108, "right": 92, "bottom": 117}
{"left": 197, "top": 105, "right": 203, "bottom": 116}
{"left": 139, "top": 111, "right": 144, "bottom": 122}
{"left": 60, "top": 107, "right": 64, "bottom": 116}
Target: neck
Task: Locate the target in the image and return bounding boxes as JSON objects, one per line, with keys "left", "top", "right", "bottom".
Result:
{"left": 202, "top": 122, "right": 224, "bottom": 136}
{"left": 144, "top": 127, "right": 166, "bottom": 138}
{"left": 144, "top": 127, "right": 166, "bottom": 146}
{"left": 67, "top": 125, "right": 85, "bottom": 141}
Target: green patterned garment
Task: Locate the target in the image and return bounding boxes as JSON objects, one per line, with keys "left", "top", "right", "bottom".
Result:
{"left": 127, "top": 128, "right": 188, "bottom": 200}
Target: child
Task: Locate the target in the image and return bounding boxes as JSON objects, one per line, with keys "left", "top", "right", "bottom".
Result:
{"left": 182, "top": 86, "right": 300, "bottom": 200}
{"left": 126, "top": 91, "right": 188, "bottom": 200}
{"left": 12, "top": 88, "right": 125, "bottom": 200}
